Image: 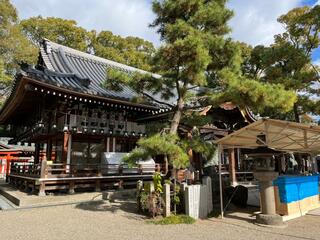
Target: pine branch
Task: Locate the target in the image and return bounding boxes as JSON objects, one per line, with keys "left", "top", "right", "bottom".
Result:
{"left": 141, "top": 91, "right": 174, "bottom": 108}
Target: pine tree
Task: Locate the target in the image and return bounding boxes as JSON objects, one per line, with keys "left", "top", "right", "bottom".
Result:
{"left": 106, "top": 0, "right": 296, "bottom": 169}
{"left": 242, "top": 5, "right": 320, "bottom": 122}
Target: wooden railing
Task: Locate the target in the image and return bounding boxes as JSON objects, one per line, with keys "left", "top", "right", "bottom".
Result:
{"left": 220, "top": 171, "right": 255, "bottom": 182}
{"left": 10, "top": 162, "right": 41, "bottom": 178}
{"left": 10, "top": 160, "right": 161, "bottom": 179}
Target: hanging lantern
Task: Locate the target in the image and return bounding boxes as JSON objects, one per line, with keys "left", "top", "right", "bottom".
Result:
{"left": 63, "top": 112, "right": 69, "bottom": 132}
{"left": 108, "top": 129, "right": 113, "bottom": 135}
{"left": 131, "top": 131, "right": 136, "bottom": 136}
{"left": 124, "top": 131, "right": 128, "bottom": 137}
{"left": 37, "top": 122, "right": 44, "bottom": 128}
{"left": 100, "top": 129, "right": 105, "bottom": 134}
{"left": 83, "top": 127, "right": 88, "bottom": 133}
{"left": 72, "top": 126, "right": 77, "bottom": 133}
{"left": 92, "top": 128, "right": 97, "bottom": 134}
{"left": 52, "top": 123, "right": 57, "bottom": 130}
{"left": 51, "top": 108, "right": 58, "bottom": 131}
{"left": 63, "top": 124, "right": 69, "bottom": 132}
{"left": 138, "top": 132, "right": 143, "bottom": 137}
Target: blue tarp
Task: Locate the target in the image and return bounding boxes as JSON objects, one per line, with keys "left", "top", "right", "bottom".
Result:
{"left": 273, "top": 175, "right": 319, "bottom": 204}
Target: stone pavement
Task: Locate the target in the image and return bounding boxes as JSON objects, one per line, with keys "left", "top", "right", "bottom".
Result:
{"left": 0, "top": 201, "right": 319, "bottom": 240}
{"left": 0, "top": 181, "right": 104, "bottom": 208}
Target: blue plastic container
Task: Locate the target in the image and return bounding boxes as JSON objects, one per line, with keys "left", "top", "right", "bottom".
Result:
{"left": 273, "top": 175, "right": 319, "bottom": 204}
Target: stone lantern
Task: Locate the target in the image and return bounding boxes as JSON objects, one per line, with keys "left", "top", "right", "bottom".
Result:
{"left": 251, "top": 153, "right": 284, "bottom": 226}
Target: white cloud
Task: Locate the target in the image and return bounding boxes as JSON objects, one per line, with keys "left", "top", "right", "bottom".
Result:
{"left": 11, "top": 0, "right": 312, "bottom": 48}
{"left": 11, "top": 0, "right": 160, "bottom": 45}
{"left": 228, "top": 0, "right": 302, "bottom": 46}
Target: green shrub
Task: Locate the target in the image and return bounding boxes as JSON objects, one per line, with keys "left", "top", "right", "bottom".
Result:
{"left": 149, "top": 215, "right": 195, "bottom": 225}
{"left": 153, "top": 172, "right": 163, "bottom": 193}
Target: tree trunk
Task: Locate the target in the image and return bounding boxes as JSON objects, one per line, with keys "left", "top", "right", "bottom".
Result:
{"left": 164, "top": 155, "right": 169, "bottom": 175}
{"left": 170, "top": 98, "right": 184, "bottom": 134}
{"left": 293, "top": 103, "right": 300, "bottom": 123}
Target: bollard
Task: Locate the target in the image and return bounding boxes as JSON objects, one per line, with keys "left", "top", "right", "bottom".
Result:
{"left": 164, "top": 183, "right": 170, "bottom": 217}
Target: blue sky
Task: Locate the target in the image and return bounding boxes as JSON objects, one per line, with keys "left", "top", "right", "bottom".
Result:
{"left": 11, "top": 0, "right": 320, "bottom": 63}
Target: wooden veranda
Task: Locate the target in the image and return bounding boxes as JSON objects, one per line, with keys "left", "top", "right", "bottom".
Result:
{"left": 8, "top": 161, "right": 161, "bottom": 196}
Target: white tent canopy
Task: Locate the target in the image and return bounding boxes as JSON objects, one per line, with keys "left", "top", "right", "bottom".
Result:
{"left": 214, "top": 118, "right": 320, "bottom": 218}
{"left": 215, "top": 118, "right": 320, "bottom": 153}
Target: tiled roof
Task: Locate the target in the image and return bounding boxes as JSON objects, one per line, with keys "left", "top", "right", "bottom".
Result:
{"left": 38, "top": 39, "right": 163, "bottom": 104}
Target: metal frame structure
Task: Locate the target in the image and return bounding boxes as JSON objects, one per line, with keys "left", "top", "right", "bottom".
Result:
{"left": 215, "top": 118, "right": 320, "bottom": 218}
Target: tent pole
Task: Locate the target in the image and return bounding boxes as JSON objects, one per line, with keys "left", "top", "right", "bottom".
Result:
{"left": 218, "top": 144, "right": 224, "bottom": 218}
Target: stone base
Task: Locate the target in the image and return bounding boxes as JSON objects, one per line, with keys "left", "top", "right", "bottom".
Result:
{"left": 255, "top": 213, "right": 287, "bottom": 228}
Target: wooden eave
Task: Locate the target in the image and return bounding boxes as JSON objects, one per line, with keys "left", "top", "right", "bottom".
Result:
{"left": 0, "top": 75, "right": 29, "bottom": 124}
{"left": 25, "top": 76, "right": 160, "bottom": 110}
{"left": 0, "top": 75, "right": 160, "bottom": 125}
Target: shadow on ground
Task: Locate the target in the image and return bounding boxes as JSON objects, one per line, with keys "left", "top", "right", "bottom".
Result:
{"left": 75, "top": 200, "right": 148, "bottom": 220}
{"left": 223, "top": 205, "right": 259, "bottom": 224}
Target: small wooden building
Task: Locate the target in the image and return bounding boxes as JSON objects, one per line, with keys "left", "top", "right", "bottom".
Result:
{"left": 0, "top": 142, "right": 34, "bottom": 178}
{"left": 0, "top": 39, "right": 167, "bottom": 195}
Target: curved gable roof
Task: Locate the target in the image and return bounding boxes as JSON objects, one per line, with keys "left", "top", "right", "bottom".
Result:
{"left": 38, "top": 39, "right": 166, "bottom": 105}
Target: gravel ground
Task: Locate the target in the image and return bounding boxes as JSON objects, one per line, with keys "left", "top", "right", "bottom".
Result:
{"left": 0, "top": 200, "right": 319, "bottom": 240}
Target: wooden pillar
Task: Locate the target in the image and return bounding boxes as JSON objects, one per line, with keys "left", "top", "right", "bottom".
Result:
{"left": 95, "top": 180, "right": 101, "bottom": 192}
{"left": 35, "top": 143, "right": 40, "bottom": 164}
{"left": 39, "top": 160, "right": 47, "bottom": 196}
{"left": 46, "top": 139, "right": 52, "bottom": 161}
{"left": 40, "top": 160, "right": 47, "bottom": 178}
{"left": 228, "top": 148, "right": 237, "bottom": 186}
{"left": 62, "top": 133, "right": 68, "bottom": 163}
{"left": 69, "top": 181, "right": 75, "bottom": 194}
{"left": 106, "top": 137, "right": 110, "bottom": 152}
{"left": 5, "top": 154, "right": 11, "bottom": 182}
{"left": 67, "top": 134, "right": 72, "bottom": 165}
{"left": 38, "top": 182, "right": 46, "bottom": 196}
{"left": 63, "top": 132, "right": 72, "bottom": 164}
{"left": 112, "top": 137, "right": 116, "bottom": 152}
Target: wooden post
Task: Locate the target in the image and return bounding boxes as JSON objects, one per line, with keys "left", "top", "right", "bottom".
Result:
{"left": 118, "top": 179, "right": 124, "bottom": 189}
{"left": 112, "top": 137, "right": 116, "bottom": 152}
{"left": 228, "top": 148, "right": 237, "bottom": 186}
{"left": 40, "top": 160, "right": 47, "bottom": 179}
{"left": 106, "top": 137, "right": 110, "bottom": 152}
{"left": 5, "top": 154, "right": 11, "bottom": 182}
{"left": 66, "top": 134, "right": 72, "bottom": 173}
{"left": 35, "top": 143, "right": 40, "bottom": 164}
{"left": 46, "top": 139, "right": 52, "bottom": 161}
{"left": 62, "top": 132, "right": 69, "bottom": 163}
{"left": 69, "top": 181, "right": 75, "bottom": 194}
{"left": 38, "top": 182, "right": 46, "bottom": 197}
{"left": 95, "top": 180, "right": 101, "bottom": 192}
